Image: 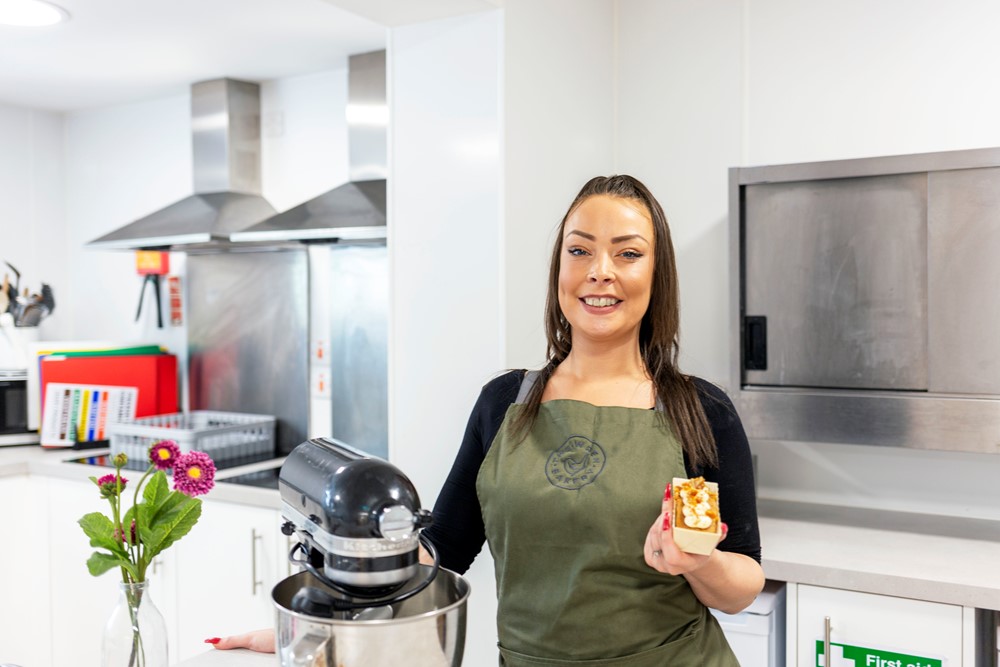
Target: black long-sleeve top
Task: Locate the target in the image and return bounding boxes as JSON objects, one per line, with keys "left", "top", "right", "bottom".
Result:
{"left": 423, "top": 370, "right": 761, "bottom": 573}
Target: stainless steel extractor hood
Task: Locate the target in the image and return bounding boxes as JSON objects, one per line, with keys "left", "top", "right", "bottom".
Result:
{"left": 231, "top": 50, "right": 387, "bottom": 244}
{"left": 87, "top": 79, "right": 277, "bottom": 250}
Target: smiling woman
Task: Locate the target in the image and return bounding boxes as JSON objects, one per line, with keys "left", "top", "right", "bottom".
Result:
{"left": 419, "top": 175, "right": 765, "bottom": 665}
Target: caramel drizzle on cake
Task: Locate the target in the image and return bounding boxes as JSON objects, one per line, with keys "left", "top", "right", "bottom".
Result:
{"left": 675, "top": 476, "right": 719, "bottom": 532}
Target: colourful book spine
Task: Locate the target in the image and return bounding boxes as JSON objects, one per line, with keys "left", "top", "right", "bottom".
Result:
{"left": 77, "top": 390, "right": 90, "bottom": 442}
{"left": 88, "top": 390, "right": 99, "bottom": 441}
{"left": 59, "top": 389, "right": 71, "bottom": 441}
{"left": 67, "top": 389, "right": 81, "bottom": 442}
{"left": 97, "top": 391, "right": 109, "bottom": 440}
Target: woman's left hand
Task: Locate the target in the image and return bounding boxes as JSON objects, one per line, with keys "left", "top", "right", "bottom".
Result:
{"left": 644, "top": 482, "right": 728, "bottom": 576}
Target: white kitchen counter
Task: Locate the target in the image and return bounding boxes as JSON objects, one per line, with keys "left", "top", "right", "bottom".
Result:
{"left": 761, "top": 514, "right": 1000, "bottom": 610}
{"left": 176, "top": 648, "right": 275, "bottom": 666}
{"left": 0, "top": 443, "right": 283, "bottom": 509}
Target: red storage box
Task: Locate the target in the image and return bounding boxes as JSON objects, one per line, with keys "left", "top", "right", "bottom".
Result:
{"left": 40, "top": 354, "right": 178, "bottom": 422}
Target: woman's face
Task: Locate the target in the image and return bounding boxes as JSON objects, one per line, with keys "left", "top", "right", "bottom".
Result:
{"left": 557, "top": 194, "right": 656, "bottom": 347}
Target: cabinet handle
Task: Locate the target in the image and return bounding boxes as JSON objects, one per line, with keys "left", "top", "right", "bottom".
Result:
{"left": 152, "top": 558, "right": 160, "bottom": 575}
{"left": 251, "top": 528, "right": 263, "bottom": 596}
{"left": 824, "top": 616, "right": 832, "bottom": 666}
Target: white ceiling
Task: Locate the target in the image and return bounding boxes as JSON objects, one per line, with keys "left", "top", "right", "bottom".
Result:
{"left": 0, "top": 0, "right": 390, "bottom": 112}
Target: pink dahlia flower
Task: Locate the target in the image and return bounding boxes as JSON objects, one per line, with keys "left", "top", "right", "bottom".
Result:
{"left": 97, "top": 473, "right": 127, "bottom": 498}
{"left": 173, "top": 451, "right": 216, "bottom": 497}
{"left": 149, "top": 440, "right": 181, "bottom": 470}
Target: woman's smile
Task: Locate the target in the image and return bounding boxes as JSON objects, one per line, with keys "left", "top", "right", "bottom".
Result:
{"left": 580, "top": 294, "right": 623, "bottom": 313}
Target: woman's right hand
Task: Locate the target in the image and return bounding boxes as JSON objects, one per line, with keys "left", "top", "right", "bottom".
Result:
{"left": 207, "top": 629, "right": 276, "bottom": 653}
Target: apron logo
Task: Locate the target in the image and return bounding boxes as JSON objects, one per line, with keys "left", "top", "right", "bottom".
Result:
{"left": 546, "top": 436, "right": 607, "bottom": 490}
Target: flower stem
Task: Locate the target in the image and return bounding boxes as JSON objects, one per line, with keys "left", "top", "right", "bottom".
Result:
{"left": 108, "top": 469, "right": 130, "bottom": 584}
{"left": 131, "top": 464, "right": 155, "bottom": 580}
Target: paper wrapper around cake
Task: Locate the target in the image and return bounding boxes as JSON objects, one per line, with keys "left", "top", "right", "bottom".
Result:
{"left": 671, "top": 477, "right": 722, "bottom": 556}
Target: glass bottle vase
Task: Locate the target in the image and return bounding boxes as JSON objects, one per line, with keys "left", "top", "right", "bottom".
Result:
{"left": 102, "top": 580, "right": 168, "bottom": 667}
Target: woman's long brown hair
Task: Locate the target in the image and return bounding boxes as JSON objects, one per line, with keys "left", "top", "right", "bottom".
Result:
{"left": 510, "top": 175, "right": 718, "bottom": 470}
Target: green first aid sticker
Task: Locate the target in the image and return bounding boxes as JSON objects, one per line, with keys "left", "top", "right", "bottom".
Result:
{"left": 816, "top": 640, "right": 944, "bottom": 667}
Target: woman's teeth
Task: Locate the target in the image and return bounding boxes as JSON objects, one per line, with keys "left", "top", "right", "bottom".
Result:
{"left": 583, "top": 297, "right": 620, "bottom": 307}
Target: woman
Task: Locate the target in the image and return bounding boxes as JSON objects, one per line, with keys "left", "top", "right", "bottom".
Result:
{"left": 213, "top": 175, "right": 763, "bottom": 664}
{"left": 424, "top": 174, "right": 762, "bottom": 666}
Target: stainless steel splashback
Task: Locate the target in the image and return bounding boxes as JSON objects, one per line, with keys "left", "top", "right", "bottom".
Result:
{"left": 187, "top": 250, "right": 308, "bottom": 453}
{"left": 325, "top": 244, "right": 388, "bottom": 457}
{"left": 730, "top": 147, "right": 1000, "bottom": 455}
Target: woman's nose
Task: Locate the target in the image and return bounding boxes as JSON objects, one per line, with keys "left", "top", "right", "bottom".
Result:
{"left": 587, "top": 255, "right": 615, "bottom": 283}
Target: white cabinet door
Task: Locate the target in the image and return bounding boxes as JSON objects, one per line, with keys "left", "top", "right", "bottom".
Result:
{"left": 796, "top": 584, "right": 963, "bottom": 667}
{"left": 0, "top": 475, "right": 52, "bottom": 667}
{"left": 172, "top": 501, "right": 281, "bottom": 661}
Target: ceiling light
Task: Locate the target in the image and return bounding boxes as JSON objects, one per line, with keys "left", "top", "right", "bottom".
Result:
{"left": 0, "top": 0, "right": 69, "bottom": 27}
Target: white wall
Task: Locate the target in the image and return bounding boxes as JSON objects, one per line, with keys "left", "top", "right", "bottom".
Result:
{"left": 260, "top": 67, "right": 350, "bottom": 211}
{"left": 503, "top": 0, "right": 617, "bottom": 369}
{"left": 64, "top": 94, "right": 191, "bottom": 348}
{"left": 615, "top": 0, "right": 1000, "bottom": 519}
{"left": 0, "top": 104, "right": 67, "bottom": 340}
{"left": 744, "top": 0, "right": 1000, "bottom": 164}
{"left": 387, "top": 11, "right": 503, "bottom": 665}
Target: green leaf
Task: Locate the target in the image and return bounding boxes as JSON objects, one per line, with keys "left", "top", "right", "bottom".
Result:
{"left": 79, "top": 512, "right": 129, "bottom": 558}
{"left": 142, "top": 488, "right": 188, "bottom": 531}
{"left": 140, "top": 495, "right": 202, "bottom": 561}
{"left": 79, "top": 512, "right": 114, "bottom": 541}
{"left": 143, "top": 470, "right": 170, "bottom": 511}
{"left": 86, "top": 551, "right": 137, "bottom": 579}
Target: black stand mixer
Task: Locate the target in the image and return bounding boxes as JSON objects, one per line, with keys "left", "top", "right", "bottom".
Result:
{"left": 273, "top": 438, "right": 469, "bottom": 666}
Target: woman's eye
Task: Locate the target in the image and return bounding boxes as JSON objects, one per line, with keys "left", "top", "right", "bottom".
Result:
{"left": 567, "top": 247, "right": 588, "bottom": 257}
{"left": 620, "top": 250, "right": 643, "bottom": 260}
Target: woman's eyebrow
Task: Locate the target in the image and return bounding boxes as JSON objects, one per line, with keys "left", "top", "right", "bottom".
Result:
{"left": 610, "top": 234, "right": 648, "bottom": 244}
{"left": 565, "top": 230, "right": 649, "bottom": 245}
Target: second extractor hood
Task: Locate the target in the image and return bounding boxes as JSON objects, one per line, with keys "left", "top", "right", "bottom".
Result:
{"left": 88, "top": 78, "right": 277, "bottom": 250}
{"left": 231, "top": 49, "right": 387, "bottom": 244}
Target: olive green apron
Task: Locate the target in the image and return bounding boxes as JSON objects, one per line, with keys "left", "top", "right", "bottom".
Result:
{"left": 475, "top": 374, "right": 739, "bottom": 667}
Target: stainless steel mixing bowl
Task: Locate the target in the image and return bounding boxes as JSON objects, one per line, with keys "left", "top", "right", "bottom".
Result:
{"left": 272, "top": 567, "right": 470, "bottom": 667}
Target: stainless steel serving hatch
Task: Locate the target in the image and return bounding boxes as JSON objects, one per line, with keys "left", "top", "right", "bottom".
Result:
{"left": 731, "top": 147, "right": 1000, "bottom": 454}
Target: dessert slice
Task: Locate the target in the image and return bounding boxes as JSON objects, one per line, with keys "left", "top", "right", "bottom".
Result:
{"left": 671, "top": 476, "right": 722, "bottom": 555}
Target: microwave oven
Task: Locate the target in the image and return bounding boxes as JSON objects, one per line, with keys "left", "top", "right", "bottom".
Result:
{"left": 0, "top": 370, "right": 39, "bottom": 446}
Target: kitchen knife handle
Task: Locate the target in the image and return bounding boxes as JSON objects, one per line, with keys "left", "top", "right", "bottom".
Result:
{"left": 251, "top": 528, "right": 263, "bottom": 596}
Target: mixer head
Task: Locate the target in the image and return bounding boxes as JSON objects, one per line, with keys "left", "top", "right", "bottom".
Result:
{"left": 278, "top": 437, "right": 434, "bottom": 601}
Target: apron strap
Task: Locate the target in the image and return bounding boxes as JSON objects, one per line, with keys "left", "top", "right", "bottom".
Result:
{"left": 515, "top": 370, "right": 540, "bottom": 404}
{"left": 517, "top": 369, "right": 667, "bottom": 412}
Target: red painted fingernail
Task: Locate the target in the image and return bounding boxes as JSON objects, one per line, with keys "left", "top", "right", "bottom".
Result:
{"left": 721, "top": 522, "right": 728, "bottom": 538}
{"left": 204, "top": 638, "right": 221, "bottom": 645}
{"left": 662, "top": 514, "right": 671, "bottom": 531}
{"left": 664, "top": 483, "right": 672, "bottom": 501}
